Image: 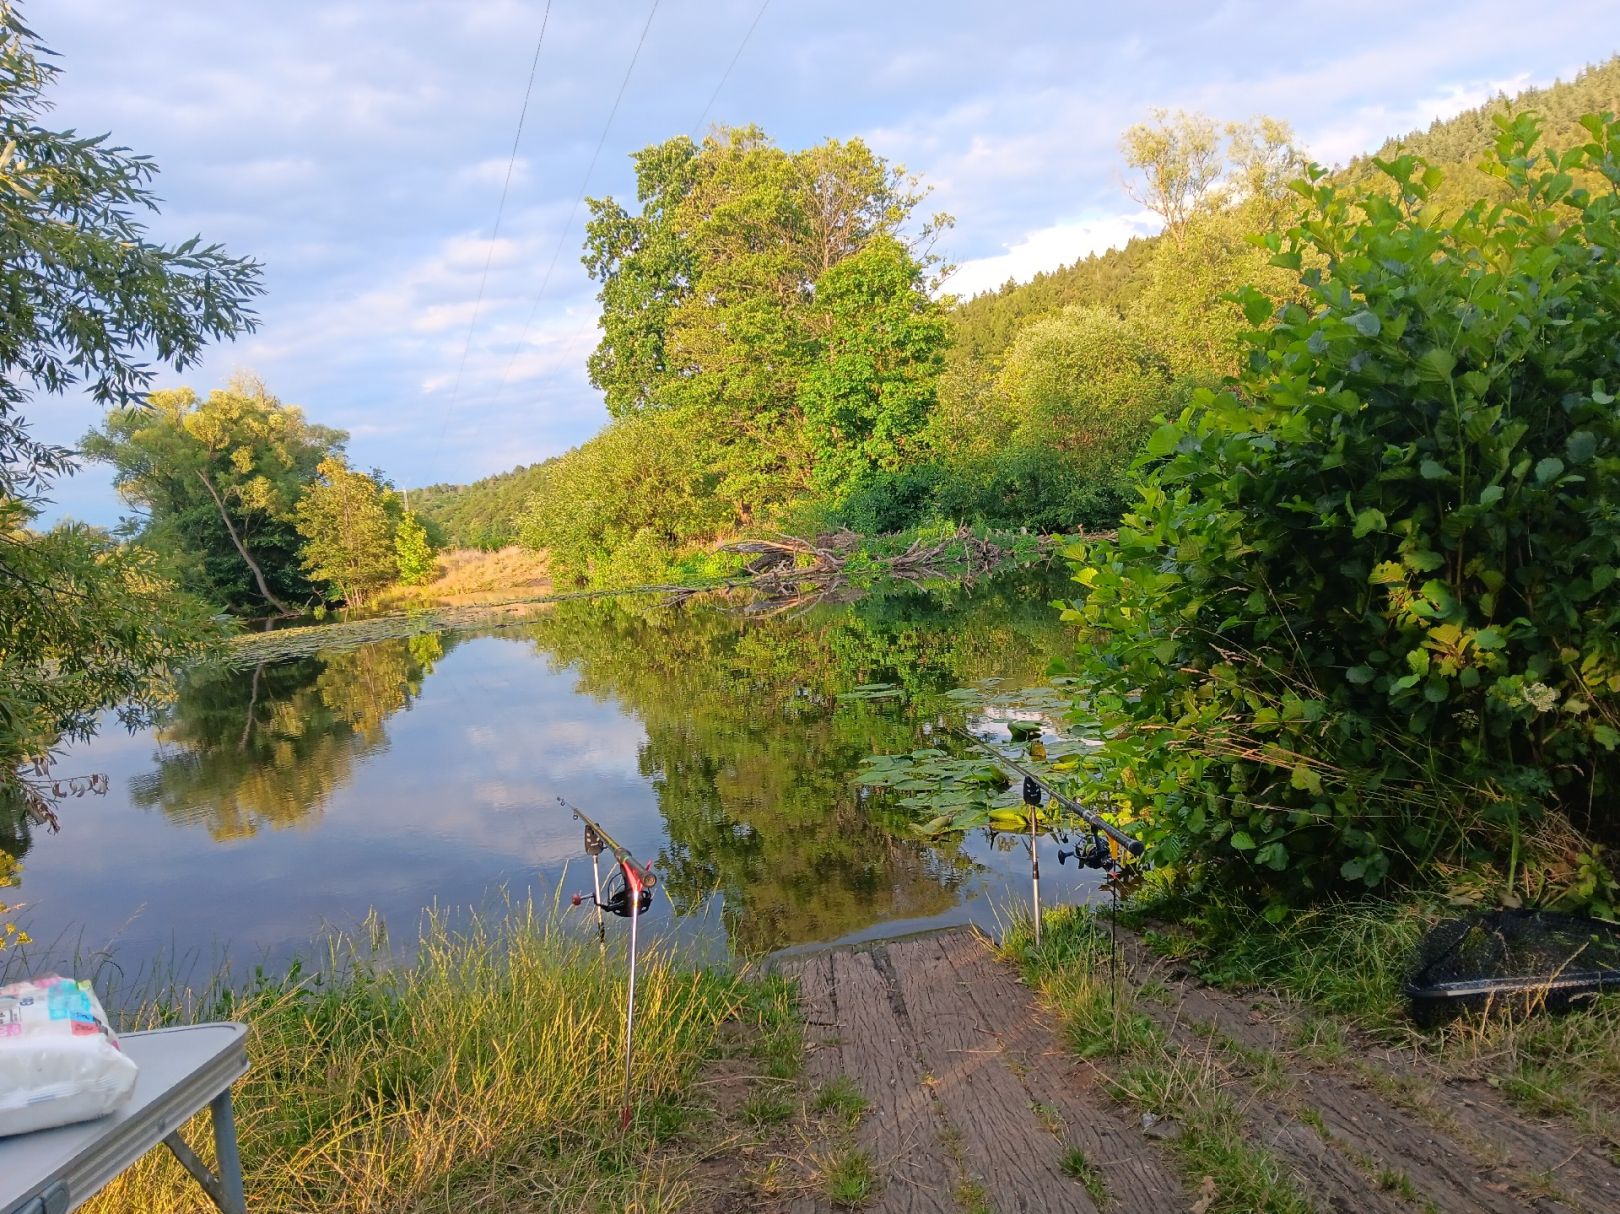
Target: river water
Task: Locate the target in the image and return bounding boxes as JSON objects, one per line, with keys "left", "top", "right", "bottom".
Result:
{"left": 4, "top": 571, "right": 1112, "bottom": 987}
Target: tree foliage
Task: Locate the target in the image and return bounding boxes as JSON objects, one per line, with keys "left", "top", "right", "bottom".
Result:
{"left": 579, "top": 127, "right": 948, "bottom": 535}
{"left": 411, "top": 462, "right": 555, "bottom": 550}
{"left": 515, "top": 411, "right": 728, "bottom": 587}
{"left": 1063, "top": 114, "right": 1620, "bottom": 912}
{"left": 394, "top": 512, "right": 437, "bottom": 585}
{"left": 83, "top": 380, "right": 345, "bottom": 614}
{"left": 0, "top": 2, "right": 260, "bottom": 830}
{"left": 922, "top": 306, "right": 1175, "bottom": 531}
{"left": 295, "top": 458, "right": 401, "bottom": 607}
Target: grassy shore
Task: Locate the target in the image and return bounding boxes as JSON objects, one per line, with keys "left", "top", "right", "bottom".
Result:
{"left": 1004, "top": 895, "right": 1620, "bottom": 1211}
{"left": 1124, "top": 891, "right": 1620, "bottom": 1142}
{"left": 85, "top": 901, "right": 795, "bottom": 1214}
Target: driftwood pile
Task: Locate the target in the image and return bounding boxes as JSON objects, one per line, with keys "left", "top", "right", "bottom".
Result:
{"left": 694, "top": 526, "right": 1048, "bottom": 615}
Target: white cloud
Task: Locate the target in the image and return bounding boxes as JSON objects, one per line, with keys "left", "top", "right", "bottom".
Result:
{"left": 455, "top": 156, "right": 531, "bottom": 190}
{"left": 1307, "top": 73, "right": 1538, "bottom": 167}
{"left": 944, "top": 211, "right": 1160, "bottom": 300}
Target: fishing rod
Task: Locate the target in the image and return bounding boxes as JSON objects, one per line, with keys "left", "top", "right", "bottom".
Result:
{"left": 948, "top": 725, "right": 1145, "bottom": 859}
{"left": 560, "top": 797, "right": 656, "bottom": 1131}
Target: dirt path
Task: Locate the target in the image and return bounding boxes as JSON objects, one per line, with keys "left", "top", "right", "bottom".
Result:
{"left": 771, "top": 927, "right": 1620, "bottom": 1214}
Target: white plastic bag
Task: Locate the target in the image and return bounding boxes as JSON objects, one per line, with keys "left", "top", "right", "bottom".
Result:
{"left": 0, "top": 975, "right": 139, "bottom": 1137}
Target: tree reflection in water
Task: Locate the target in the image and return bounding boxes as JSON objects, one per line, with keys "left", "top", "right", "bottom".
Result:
{"left": 124, "top": 573, "right": 1069, "bottom": 953}
{"left": 520, "top": 575, "right": 1068, "bottom": 953}
{"left": 132, "top": 633, "right": 447, "bottom": 839}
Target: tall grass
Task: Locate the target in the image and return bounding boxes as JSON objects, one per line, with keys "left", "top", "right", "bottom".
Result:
{"left": 372, "top": 546, "right": 551, "bottom": 608}
{"left": 86, "top": 900, "right": 756, "bottom": 1213}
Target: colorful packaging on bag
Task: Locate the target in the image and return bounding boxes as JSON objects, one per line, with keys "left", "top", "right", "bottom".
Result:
{"left": 0, "top": 976, "right": 139, "bottom": 1137}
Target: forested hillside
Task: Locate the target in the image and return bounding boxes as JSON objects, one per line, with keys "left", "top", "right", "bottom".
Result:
{"left": 948, "top": 56, "right": 1620, "bottom": 369}
{"left": 401, "top": 57, "right": 1620, "bottom": 589}
{"left": 410, "top": 461, "right": 554, "bottom": 549}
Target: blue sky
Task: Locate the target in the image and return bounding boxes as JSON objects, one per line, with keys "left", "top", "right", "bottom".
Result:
{"left": 30, "top": 0, "right": 1613, "bottom": 524}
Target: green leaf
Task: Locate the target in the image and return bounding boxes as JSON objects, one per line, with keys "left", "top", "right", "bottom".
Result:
{"left": 1419, "top": 458, "right": 1447, "bottom": 480}
{"left": 1346, "top": 665, "right": 1376, "bottom": 685}
{"left": 1419, "top": 348, "right": 1457, "bottom": 380}
{"left": 1352, "top": 508, "right": 1387, "bottom": 538}
{"left": 1347, "top": 311, "right": 1381, "bottom": 337}
{"left": 1230, "top": 831, "right": 1257, "bottom": 851}
{"left": 1239, "top": 288, "right": 1273, "bottom": 326}
{"left": 1566, "top": 431, "right": 1598, "bottom": 464}
{"left": 1595, "top": 725, "right": 1620, "bottom": 751}
{"left": 1478, "top": 484, "right": 1504, "bottom": 507}
{"left": 1535, "top": 456, "right": 1565, "bottom": 484}
{"left": 1472, "top": 627, "right": 1505, "bottom": 650}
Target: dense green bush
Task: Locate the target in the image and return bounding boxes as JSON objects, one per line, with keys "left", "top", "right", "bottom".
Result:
{"left": 1064, "top": 113, "right": 1620, "bottom": 913}
{"left": 515, "top": 412, "right": 729, "bottom": 587}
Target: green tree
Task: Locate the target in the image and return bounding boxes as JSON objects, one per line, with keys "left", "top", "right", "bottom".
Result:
{"left": 295, "top": 458, "right": 400, "bottom": 607}
{"left": 394, "top": 512, "right": 437, "bottom": 585}
{"left": 922, "top": 306, "right": 1175, "bottom": 532}
{"left": 82, "top": 380, "right": 345, "bottom": 614}
{"left": 801, "top": 236, "right": 948, "bottom": 495}
{"left": 516, "top": 410, "right": 727, "bottom": 586}
{"left": 1120, "top": 108, "right": 1224, "bottom": 251}
{"left": 582, "top": 127, "right": 947, "bottom": 529}
{"left": 0, "top": 2, "right": 260, "bottom": 831}
{"left": 1064, "top": 113, "right": 1620, "bottom": 911}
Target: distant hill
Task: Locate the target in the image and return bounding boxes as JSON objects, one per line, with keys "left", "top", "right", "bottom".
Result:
{"left": 948, "top": 56, "right": 1620, "bottom": 367}
{"left": 1343, "top": 55, "right": 1620, "bottom": 194}
{"left": 410, "top": 460, "right": 554, "bottom": 549}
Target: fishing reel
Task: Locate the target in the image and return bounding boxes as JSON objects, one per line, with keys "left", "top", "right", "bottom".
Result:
{"left": 573, "top": 858, "right": 655, "bottom": 918}
{"left": 1058, "top": 831, "right": 1117, "bottom": 872}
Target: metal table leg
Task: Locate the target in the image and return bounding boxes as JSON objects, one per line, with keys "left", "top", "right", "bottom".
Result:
{"left": 211, "top": 1091, "right": 247, "bottom": 1214}
{"left": 162, "top": 1089, "right": 247, "bottom": 1214}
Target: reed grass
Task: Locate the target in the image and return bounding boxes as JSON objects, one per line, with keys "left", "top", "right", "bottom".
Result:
{"left": 84, "top": 900, "right": 764, "bottom": 1213}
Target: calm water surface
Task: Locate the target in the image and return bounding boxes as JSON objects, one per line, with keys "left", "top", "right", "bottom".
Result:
{"left": 5, "top": 573, "right": 1110, "bottom": 984}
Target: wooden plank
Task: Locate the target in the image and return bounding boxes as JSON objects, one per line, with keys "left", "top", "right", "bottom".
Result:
{"left": 886, "top": 933, "right": 1104, "bottom": 1213}
{"left": 941, "top": 933, "right": 1189, "bottom": 1214}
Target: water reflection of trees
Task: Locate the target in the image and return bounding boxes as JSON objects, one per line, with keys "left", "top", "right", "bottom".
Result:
{"left": 524, "top": 576, "right": 1069, "bottom": 952}
{"left": 131, "top": 634, "right": 448, "bottom": 839}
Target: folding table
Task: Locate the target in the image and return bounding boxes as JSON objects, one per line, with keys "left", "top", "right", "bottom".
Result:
{"left": 0, "top": 1022, "right": 249, "bottom": 1214}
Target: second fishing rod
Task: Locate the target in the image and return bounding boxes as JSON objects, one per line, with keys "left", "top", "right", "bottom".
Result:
{"left": 947, "top": 724, "right": 1145, "bottom": 859}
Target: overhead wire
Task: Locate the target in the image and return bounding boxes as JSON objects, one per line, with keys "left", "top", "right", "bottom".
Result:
{"left": 491, "top": 0, "right": 662, "bottom": 400}
{"left": 442, "top": 0, "right": 555, "bottom": 434}
{"left": 689, "top": 0, "right": 772, "bottom": 139}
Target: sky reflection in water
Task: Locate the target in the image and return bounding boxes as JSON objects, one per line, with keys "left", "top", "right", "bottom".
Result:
{"left": 6, "top": 574, "right": 1115, "bottom": 986}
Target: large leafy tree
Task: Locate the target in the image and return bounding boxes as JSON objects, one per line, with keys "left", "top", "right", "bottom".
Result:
{"left": 582, "top": 127, "right": 949, "bottom": 526}
{"left": 0, "top": 3, "right": 261, "bottom": 834}
{"left": 82, "top": 381, "right": 345, "bottom": 614}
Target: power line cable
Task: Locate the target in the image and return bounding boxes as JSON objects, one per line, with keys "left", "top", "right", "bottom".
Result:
{"left": 444, "top": 0, "right": 555, "bottom": 428}
{"left": 689, "top": 0, "right": 771, "bottom": 139}
{"left": 493, "top": 0, "right": 661, "bottom": 400}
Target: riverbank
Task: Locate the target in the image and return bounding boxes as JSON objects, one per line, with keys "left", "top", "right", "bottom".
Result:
{"left": 81, "top": 902, "right": 799, "bottom": 1214}
{"left": 709, "top": 911, "right": 1620, "bottom": 1212}
{"left": 1006, "top": 905, "right": 1620, "bottom": 1213}
{"left": 223, "top": 525, "right": 1063, "bottom": 666}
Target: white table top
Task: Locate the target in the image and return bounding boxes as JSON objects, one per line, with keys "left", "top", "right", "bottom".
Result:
{"left": 0, "top": 1022, "right": 248, "bottom": 1214}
